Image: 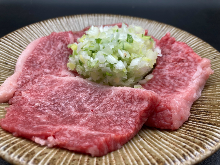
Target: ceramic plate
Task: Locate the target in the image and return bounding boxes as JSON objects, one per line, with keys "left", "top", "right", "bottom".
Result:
{"left": 0, "top": 14, "right": 220, "bottom": 165}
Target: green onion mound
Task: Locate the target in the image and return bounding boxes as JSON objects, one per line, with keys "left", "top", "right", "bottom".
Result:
{"left": 67, "top": 23, "right": 160, "bottom": 87}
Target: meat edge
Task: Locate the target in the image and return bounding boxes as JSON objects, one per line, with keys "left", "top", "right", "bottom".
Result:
{"left": 0, "top": 38, "right": 41, "bottom": 103}
{"left": 0, "top": 75, "right": 160, "bottom": 156}
{"left": 145, "top": 58, "right": 213, "bottom": 130}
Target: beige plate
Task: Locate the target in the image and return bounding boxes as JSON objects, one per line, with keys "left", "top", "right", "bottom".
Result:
{"left": 0, "top": 14, "right": 220, "bottom": 165}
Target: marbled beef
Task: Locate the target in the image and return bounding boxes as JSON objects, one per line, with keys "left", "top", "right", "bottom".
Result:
{"left": 0, "top": 29, "right": 159, "bottom": 156}
{"left": 1, "top": 75, "right": 158, "bottom": 156}
{"left": 142, "top": 33, "right": 213, "bottom": 130}
{"left": 0, "top": 23, "right": 125, "bottom": 103}
{"left": 0, "top": 31, "right": 77, "bottom": 103}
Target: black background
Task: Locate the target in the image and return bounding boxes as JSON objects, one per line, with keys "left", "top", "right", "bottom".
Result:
{"left": 0, "top": 0, "right": 220, "bottom": 164}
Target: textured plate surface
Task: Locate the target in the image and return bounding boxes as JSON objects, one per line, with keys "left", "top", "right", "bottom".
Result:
{"left": 0, "top": 14, "right": 220, "bottom": 165}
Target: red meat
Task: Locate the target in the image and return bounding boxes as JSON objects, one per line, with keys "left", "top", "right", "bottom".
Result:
{"left": 0, "top": 29, "right": 159, "bottom": 156}
{"left": 1, "top": 75, "right": 158, "bottom": 156}
{"left": 0, "top": 31, "right": 77, "bottom": 103}
{"left": 142, "top": 33, "right": 213, "bottom": 130}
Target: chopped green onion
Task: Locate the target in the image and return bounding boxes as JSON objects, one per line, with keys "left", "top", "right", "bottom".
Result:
{"left": 127, "top": 34, "right": 133, "bottom": 43}
{"left": 79, "top": 60, "right": 83, "bottom": 66}
{"left": 96, "top": 38, "right": 102, "bottom": 44}
{"left": 134, "top": 85, "right": 144, "bottom": 89}
{"left": 67, "top": 23, "right": 160, "bottom": 87}
{"left": 106, "top": 72, "right": 113, "bottom": 76}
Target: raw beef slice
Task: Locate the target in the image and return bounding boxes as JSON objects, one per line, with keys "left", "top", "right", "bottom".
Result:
{"left": 0, "top": 28, "right": 159, "bottom": 156}
{"left": 142, "top": 33, "right": 213, "bottom": 130}
{"left": 0, "top": 31, "right": 78, "bottom": 103}
{"left": 0, "top": 23, "right": 125, "bottom": 103}
{"left": 1, "top": 75, "right": 159, "bottom": 156}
